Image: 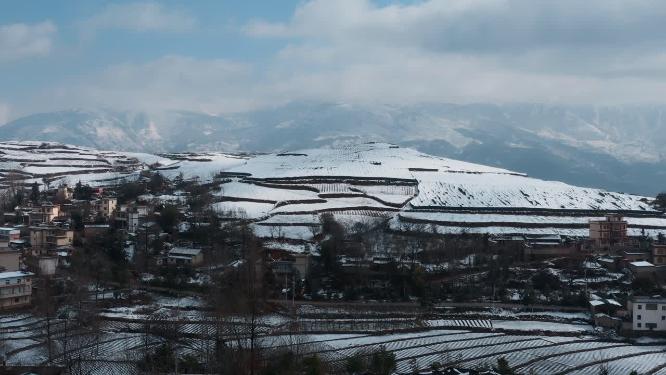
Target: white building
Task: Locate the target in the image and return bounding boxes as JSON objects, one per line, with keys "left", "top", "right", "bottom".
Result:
{"left": 0, "top": 271, "right": 33, "bottom": 310}
{"left": 631, "top": 297, "right": 666, "bottom": 331}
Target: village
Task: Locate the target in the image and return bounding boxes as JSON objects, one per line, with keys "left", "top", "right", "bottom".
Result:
{"left": 0, "top": 170, "right": 666, "bottom": 374}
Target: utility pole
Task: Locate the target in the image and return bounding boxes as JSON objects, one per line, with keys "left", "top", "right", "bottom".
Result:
{"left": 292, "top": 275, "right": 295, "bottom": 310}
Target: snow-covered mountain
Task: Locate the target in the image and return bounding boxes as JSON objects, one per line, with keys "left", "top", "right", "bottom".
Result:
{"left": 2, "top": 141, "right": 665, "bottom": 242}
{"left": 1, "top": 102, "right": 665, "bottom": 195}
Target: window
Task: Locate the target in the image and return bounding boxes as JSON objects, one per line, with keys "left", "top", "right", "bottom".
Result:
{"left": 637, "top": 323, "right": 642, "bottom": 328}
{"left": 662, "top": 316, "right": 665, "bottom": 321}
{"left": 647, "top": 304, "right": 658, "bottom": 310}
{"left": 638, "top": 315, "right": 642, "bottom": 320}
{"left": 638, "top": 305, "right": 643, "bottom": 310}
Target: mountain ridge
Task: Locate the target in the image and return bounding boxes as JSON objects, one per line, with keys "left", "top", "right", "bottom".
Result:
{"left": 1, "top": 102, "right": 665, "bottom": 195}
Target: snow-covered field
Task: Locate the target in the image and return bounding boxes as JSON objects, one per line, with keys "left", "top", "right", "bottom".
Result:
{"left": 3, "top": 303, "right": 665, "bottom": 375}
{"left": 283, "top": 329, "right": 666, "bottom": 374}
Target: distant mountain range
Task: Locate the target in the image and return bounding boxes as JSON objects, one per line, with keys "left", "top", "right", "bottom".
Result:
{"left": 1, "top": 102, "right": 665, "bottom": 195}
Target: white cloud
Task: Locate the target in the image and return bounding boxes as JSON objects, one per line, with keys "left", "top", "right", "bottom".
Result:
{"left": 20, "top": 0, "right": 666, "bottom": 115}
{"left": 48, "top": 56, "right": 258, "bottom": 113}
{"left": 81, "top": 1, "right": 195, "bottom": 36}
{"left": 237, "top": 0, "right": 666, "bottom": 106}
{"left": 0, "top": 21, "right": 56, "bottom": 62}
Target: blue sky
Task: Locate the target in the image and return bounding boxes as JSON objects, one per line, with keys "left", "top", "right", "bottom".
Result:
{"left": 2, "top": 0, "right": 666, "bottom": 123}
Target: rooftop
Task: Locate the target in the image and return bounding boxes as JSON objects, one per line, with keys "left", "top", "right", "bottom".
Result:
{"left": 630, "top": 261, "right": 655, "bottom": 267}
{"left": 0, "top": 271, "right": 34, "bottom": 279}
{"left": 168, "top": 247, "right": 202, "bottom": 256}
{"left": 633, "top": 296, "right": 666, "bottom": 303}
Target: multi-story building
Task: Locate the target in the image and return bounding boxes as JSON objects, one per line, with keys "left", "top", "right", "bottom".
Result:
{"left": 115, "top": 210, "right": 141, "bottom": 233}
{"left": 589, "top": 214, "right": 628, "bottom": 248}
{"left": 30, "top": 226, "right": 74, "bottom": 254}
{"left": 28, "top": 203, "right": 60, "bottom": 225}
{"left": 0, "top": 271, "right": 33, "bottom": 310}
{"left": 630, "top": 297, "right": 666, "bottom": 331}
{"left": 91, "top": 197, "right": 118, "bottom": 218}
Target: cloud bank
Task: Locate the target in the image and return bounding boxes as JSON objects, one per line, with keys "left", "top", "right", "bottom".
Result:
{"left": 81, "top": 1, "right": 196, "bottom": 35}
{"left": 9, "top": 0, "right": 666, "bottom": 117}
{"left": 0, "top": 21, "right": 56, "bottom": 62}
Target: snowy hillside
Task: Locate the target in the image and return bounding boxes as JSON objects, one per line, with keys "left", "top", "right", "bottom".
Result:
{"left": 2, "top": 141, "right": 665, "bottom": 242}
{"left": 0, "top": 141, "right": 146, "bottom": 188}
{"left": 2, "top": 103, "right": 666, "bottom": 195}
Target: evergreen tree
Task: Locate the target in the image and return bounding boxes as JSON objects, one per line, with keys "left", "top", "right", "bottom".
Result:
{"left": 369, "top": 346, "right": 396, "bottom": 375}
{"left": 30, "top": 182, "right": 40, "bottom": 203}
{"left": 656, "top": 192, "right": 666, "bottom": 209}
{"left": 495, "top": 357, "right": 515, "bottom": 375}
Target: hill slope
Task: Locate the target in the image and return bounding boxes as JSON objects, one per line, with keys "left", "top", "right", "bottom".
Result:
{"left": 1, "top": 141, "right": 664, "bottom": 241}
{"left": 1, "top": 103, "right": 665, "bottom": 195}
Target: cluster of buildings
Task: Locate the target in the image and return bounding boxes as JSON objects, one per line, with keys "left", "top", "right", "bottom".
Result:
{"left": 0, "top": 181, "right": 222, "bottom": 310}
{"left": 0, "top": 185, "right": 125, "bottom": 310}
{"left": 0, "top": 227, "right": 34, "bottom": 309}
{"left": 3, "top": 178, "right": 666, "bottom": 342}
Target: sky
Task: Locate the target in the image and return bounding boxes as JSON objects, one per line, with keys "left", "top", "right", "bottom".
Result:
{"left": 3, "top": 0, "right": 666, "bottom": 123}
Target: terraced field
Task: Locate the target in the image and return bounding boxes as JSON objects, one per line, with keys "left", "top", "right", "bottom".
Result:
{"left": 3, "top": 308, "right": 666, "bottom": 374}
{"left": 3, "top": 141, "right": 666, "bottom": 245}
{"left": 285, "top": 330, "right": 666, "bottom": 374}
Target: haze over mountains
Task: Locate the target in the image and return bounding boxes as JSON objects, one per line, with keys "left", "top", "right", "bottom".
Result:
{"left": 2, "top": 102, "right": 665, "bottom": 195}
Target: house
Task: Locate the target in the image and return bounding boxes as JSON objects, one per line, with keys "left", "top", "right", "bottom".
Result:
{"left": 0, "top": 247, "right": 21, "bottom": 272}
{"left": 166, "top": 247, "right": 203, "bottom": 266}
{"left": 629, "top": 261, "right": 656, "bottom": 279}
{"left": 28, "top": 203, "right": 60, "bottom": 225}
{"left": 594, "top": 313, "right": 622, "bottom": 330}
{"left": 91, "top": 197, "right": 118, "bottom": 218}
{"left": 597, "top": 255, "right": 621, "bottom": 272}
{"left": 653, "top": 244, "right": 666, "bottom": 266}
{"left": 629, "top": 296, "right": 666, "bottom": 331}
{"left": 589, "top": 214, "right": 628, "bottom": 249}
{"left": 0, "top": 227, "right": 21, "bottom": 246}
{"left": 115, "top": 210, "right": 141, "bottom": 233}
{"left": 589, "top": 295, "right": 622, "bottom": 315}
{"left": 623, "top": 251, "right": 651, "bottom": 263}
{"left": 30, "top": 226, "right": 74, "bottom": 254}
{"left": 0, "top": 271, "right": 33, "bottom": 310}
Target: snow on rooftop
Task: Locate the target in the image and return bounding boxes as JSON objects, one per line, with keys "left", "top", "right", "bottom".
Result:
{"left": 168, "top": 247, "right": 202, "bottom": 256}
{"left": 630, "top": 261, "right": 655, "bottom": 267}
{"left": 0, "top": 271, "right": 34, "bottom": 279}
